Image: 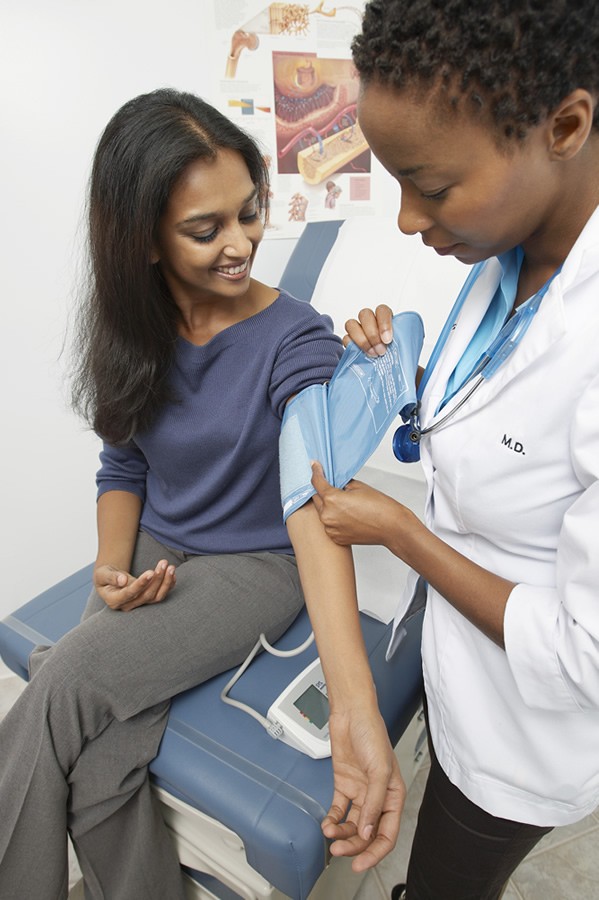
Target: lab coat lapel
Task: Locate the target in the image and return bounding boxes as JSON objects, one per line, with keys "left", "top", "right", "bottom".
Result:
{"left": 421, "top": 263, "right": 567, "bottom": 431}
{"left": 452, "top": 281, "right": 566, "bottom": 421}
{"left": 419, "top": 204, "right": 599, "bottom": 431}
{"left": 419, "top": 259, "right": 501, "bottom": 425}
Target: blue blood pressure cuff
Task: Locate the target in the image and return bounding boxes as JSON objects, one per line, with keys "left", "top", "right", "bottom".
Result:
{"left": 280, "top": 311, "right": 424, "bottom": 521}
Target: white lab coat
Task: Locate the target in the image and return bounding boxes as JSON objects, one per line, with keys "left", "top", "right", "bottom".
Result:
{"left": 389, "top": 205, "right": 599, "bottom": 826}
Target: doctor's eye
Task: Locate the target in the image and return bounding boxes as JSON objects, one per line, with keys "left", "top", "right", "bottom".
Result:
{"left": 420, "top": 187, "right": 449, "bottom": 201}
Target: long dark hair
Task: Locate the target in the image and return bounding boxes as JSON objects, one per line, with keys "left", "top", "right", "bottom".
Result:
{"left": 71, "top": 88, "right": 270, "bottom": 444}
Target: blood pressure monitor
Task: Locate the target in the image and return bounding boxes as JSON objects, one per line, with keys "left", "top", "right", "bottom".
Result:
{"left": 267, "top": 658, "right": 331, "bottom": 759}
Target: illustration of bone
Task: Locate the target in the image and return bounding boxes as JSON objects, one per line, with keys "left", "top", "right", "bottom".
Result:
{"left": 288, "top": 192, "right": 308, "bottom": 221}
{"left": 225, "top": 31, "right": 261, "bottom": 79}
{"left": 297, "top": 121, "right": 367, "bottom": 184}
{"left": 224, "top": 3, "right": 357, "bottom": 78}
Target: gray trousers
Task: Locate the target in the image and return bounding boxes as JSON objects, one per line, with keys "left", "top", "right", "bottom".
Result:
{"left": 0, "top": 532, "right": 304, "bottom": 900}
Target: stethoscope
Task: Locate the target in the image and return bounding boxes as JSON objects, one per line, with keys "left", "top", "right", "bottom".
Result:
{"left": 393, "top": 260, "right": 560, "bottom": 463}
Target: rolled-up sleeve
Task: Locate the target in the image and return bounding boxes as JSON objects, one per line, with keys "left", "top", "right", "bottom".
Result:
{"left": 504, "top": 372, "right": 599, "bottom": 712}
{"left": 96, "top": 440, "right": 148, "bottom": 503}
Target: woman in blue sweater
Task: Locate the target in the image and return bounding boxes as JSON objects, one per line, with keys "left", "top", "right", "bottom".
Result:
{"left": 0, "top": 89, "right": 351, "bottom": 899}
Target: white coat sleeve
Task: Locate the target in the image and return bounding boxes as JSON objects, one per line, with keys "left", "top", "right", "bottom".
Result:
{"left": 504, "top": 370, "right": 599, "bottom": 712}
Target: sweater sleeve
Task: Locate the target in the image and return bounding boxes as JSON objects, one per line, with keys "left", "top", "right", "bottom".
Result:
{"left": 269, "top": 308, "right": 343, "bottom": 419}
{"left": 96, "top": 440, "right": 149, "bottom": 503}
{"left": 504, "top": 370, "right": 599, "bottom": 712}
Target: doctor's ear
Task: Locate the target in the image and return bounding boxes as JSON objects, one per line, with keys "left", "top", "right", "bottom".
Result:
{"left": 546, "top": 89, "right": 596, "bottom": 161}
{"left": 150, "top": 245, "right": 160, "bottom": 265}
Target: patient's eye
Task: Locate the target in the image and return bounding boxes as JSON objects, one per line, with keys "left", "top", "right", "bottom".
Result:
{"left": 191, "top": 229, "right": 218, "bottom": 243}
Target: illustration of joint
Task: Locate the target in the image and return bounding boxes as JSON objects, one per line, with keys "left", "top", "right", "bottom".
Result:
{"left": 225, "top": 3, "right": 349, "bottom": 78}
{"left": 225, "top": 31, "right": 260, "bottom": 79}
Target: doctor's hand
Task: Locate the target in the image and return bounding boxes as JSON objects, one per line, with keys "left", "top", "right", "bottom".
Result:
{"left": 344, "top": 304, "right": 394, "bottom": 357}
{"left": 323, "top": 702, "right": 406, "bottom": 870}
{"left": 311, "top": 462, "right": 412, "bottom": 548}
{"left": 94, "top": 560, "right": 177, "bottom": 612}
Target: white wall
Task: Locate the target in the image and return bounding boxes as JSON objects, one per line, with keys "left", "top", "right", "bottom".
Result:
{"left": 0, "top": 1, "right": 468, "bottom": 620}
{"left": 1, "top": 0, "right": 215, "bottom": 616}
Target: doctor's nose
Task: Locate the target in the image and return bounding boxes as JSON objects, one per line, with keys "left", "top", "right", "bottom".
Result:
{"left": 397, "top": 184, "right": 435, "bottom": 236}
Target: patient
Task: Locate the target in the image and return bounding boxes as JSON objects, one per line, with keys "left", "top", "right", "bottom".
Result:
{"left": 0, "top": 88, "right": 355, "bottom": 899}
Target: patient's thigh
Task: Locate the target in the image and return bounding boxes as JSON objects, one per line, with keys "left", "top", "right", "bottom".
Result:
{"left": 72, "top": 535, "right": 304, "bottom": 719}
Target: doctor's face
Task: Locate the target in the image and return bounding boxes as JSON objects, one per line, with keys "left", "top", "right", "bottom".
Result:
{"left": 358, "top": 81, "right": 559, "bottom": 265}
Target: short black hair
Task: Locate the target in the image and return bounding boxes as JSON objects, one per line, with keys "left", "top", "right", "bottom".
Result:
{"left": 352, "top": 0, "right": 599, "bottom": 140}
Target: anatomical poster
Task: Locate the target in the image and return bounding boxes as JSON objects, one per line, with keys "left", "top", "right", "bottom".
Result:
{"left": 206, "top": 1, "right": 395, "bottom": 237}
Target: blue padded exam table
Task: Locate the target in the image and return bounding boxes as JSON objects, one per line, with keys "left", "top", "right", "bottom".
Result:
{"left": 0, "top": 222, "right": 425, "bottom": 900}
{"left": 0, "top": 567, "right": 423, "bottom": 900}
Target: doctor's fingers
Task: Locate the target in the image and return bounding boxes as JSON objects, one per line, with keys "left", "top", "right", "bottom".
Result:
{"left": 310, "top": 460, "right": 335, "bottom": 500}
{"left": 344, "top": 305, "right": 394, "bottom": 356}
{"left": 311, "top": 463, "right": 366, "bottom": 507}
{"left": 313, "top": 485, "right": 379, "bottom": 544}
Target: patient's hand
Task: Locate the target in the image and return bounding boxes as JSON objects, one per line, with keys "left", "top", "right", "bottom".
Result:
{"left": 344, "top": 304, "right": 394, "bottom": 356}
{"left": 94, "top": 561, "right": 176, "bottom": 612}
{"left": 323, "top": 702, "right": 406, "bottom": 870}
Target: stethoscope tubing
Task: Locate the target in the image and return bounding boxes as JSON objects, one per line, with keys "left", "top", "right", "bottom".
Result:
{"left": 393, "top": 257, "right": 561, "bottom": 462}
{"left": 417, "top": 373, "right": 484, "bottom": 437}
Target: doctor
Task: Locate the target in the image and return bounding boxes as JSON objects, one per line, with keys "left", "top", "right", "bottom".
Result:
{"left": 301, "top": 1, "right": 599, "bottom": 898}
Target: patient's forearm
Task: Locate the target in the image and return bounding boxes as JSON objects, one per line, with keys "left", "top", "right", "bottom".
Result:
{"left": 286, "top": 502, "right": 377, "bottom": 709}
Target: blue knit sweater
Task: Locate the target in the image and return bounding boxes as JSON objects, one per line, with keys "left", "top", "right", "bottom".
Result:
{"left": 96, "top": 291, "right": 343, "bottom": 555}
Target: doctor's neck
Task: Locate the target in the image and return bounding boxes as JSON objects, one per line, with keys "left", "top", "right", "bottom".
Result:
{"left": 517, "top": 117, "right": 599, "bottom": 281}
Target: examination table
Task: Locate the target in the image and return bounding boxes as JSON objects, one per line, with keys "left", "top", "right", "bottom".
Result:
{"left": 0, "top": 222, "right": 428, "bottom": 900}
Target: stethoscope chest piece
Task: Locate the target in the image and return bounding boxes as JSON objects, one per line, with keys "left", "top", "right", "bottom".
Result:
{"left": 393, "top": 418, "right": 422, "bottom": 463}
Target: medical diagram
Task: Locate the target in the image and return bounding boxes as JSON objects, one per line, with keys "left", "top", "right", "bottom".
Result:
{"left": 272, "top": 53, "right": 368, "bottom": 184}
{"left": 325, "top": 180, "right": 342, "bottom": 207}
{"left": 212, "top": 1, "right": 380, "bottom": 234}
{"left": 224, "top": 3, "right": 362, "bottom": 78}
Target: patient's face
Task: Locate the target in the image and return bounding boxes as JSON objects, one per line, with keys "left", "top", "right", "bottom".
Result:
{"left": 152, "top": 149, "right": 264, "bottom": 310}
